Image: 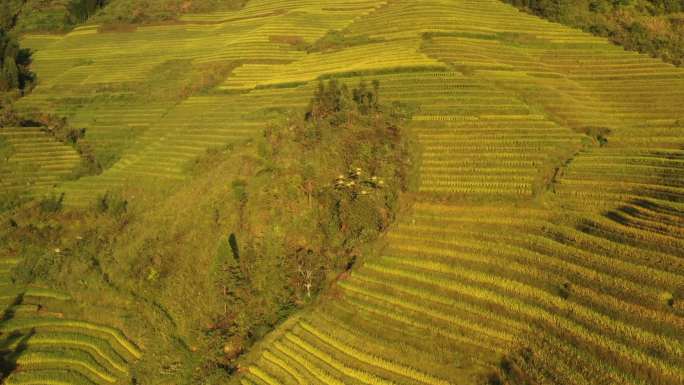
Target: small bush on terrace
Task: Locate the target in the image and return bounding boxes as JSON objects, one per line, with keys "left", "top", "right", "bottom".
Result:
{"left": 97, "top": 190, "right": 128, "bottom": 216}
{"left": 39, "top": 193, "right": 64, "bottom": 213}
{"left": 307, "top": 30, "right": 382, "bottom": 53}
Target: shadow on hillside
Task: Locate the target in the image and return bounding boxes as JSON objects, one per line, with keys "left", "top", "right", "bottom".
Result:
{"left": 583, "top": 197, "right": 684, "bottom": 258}
{"left": 1, "top": 293, "right": 24, "bottom": 322}
{"left": 0, "top": 293, "right": 36, "bottom": 377}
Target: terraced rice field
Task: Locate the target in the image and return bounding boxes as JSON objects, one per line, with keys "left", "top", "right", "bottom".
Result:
{"left": 0, "top": 254, "right": 140, "bottom": 384}
{"left": 14, "top": 0, "right": 395, "bottom": 206}
{"left": 227, "top": 0, "right": 684, "bottom": 384}
{"left": 5, "top": 0, "right": 684, "bottom": 383}
{"left": 243, "top": 202, "right": 684, "bottom": 384}
{"left": 0, "top": 127, "right": 81, "bottom": 194}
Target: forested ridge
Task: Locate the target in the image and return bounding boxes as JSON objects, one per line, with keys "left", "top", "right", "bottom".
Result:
{"left": 505, "top": 0, "right": 684, "bottom": 65}
{"left": 1, "top": 0, "right": 244, "bottom": 32}
{"left": 6, "top": 0, "right": 684, "bottom": 61}
{"left": 1, "top": 0, "right": 105, "bottom": 32}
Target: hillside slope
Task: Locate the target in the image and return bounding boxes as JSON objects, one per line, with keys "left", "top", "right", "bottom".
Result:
{"left": 225, "top": 1, "right": 684, "bottom": 385}
{"left": 3, "top": 0, "right": 683, "bottom": 384}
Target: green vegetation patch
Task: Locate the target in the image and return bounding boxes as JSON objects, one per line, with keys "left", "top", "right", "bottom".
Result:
{"left": 197, "top": 78, "right": 416, "bottom": 371}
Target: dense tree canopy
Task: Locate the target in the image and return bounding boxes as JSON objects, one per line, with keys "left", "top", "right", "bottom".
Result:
{"left": 0, "top": 29, "right": 33, "bottom": 93}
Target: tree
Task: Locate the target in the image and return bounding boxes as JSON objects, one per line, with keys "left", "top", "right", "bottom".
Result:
{"left": 0, "top": 0, "right": 12, "bottom": 30}
{"left": 1, "top": 56, "right": 18, "bottom": 91}
{"left": 67, "top": 0, "right": 109, "bottom": 25}
{"left": 0, "top": 28, "right": 33, "bottom": 93}
{"left": 307, "top": 79, "right": 384, "bottom": 124}
{"left": 293, "top": 248, "right": 326, "bottom": 299}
